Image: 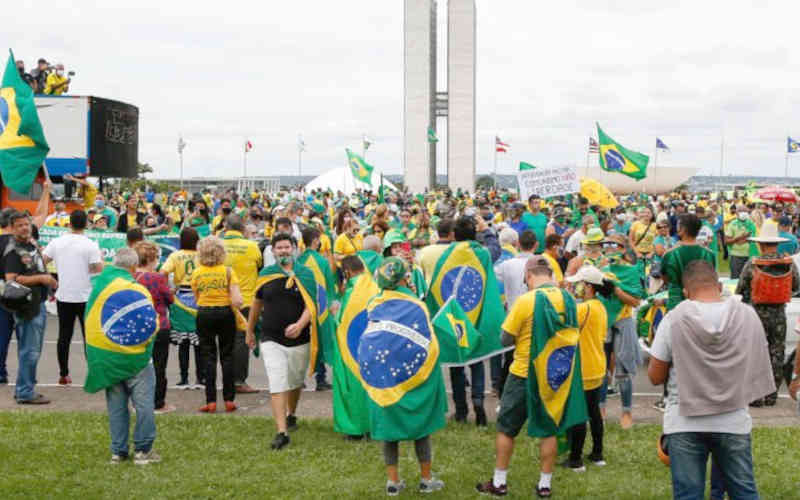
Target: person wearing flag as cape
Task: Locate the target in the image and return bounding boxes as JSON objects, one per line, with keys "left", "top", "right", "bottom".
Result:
{"left": 359, "top": 257, "right": 446, "bottom": 495}
{"left": 477, "top": 256, "right": 587, "bottom": 498}
{"left": 246, "top": 233, "right": 325, "bottom": 450}
{"left": 330, "top": 255, "right": 376, "bottom": 439}
{"left": 84, "top": 248, "right": 161, "bottom": 465}
{"left": 425, "top": 215, "right": 503, "bottom": 426}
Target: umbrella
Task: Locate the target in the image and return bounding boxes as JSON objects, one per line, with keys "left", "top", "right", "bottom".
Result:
{"left": 579, "top": 177, "right": 619, "bottom": 209}
{"left": 753, "top": 185, "right": 798, "bottom": 203}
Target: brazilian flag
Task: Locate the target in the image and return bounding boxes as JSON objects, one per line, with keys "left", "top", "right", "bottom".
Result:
{"left": 359, "top": 287, "right": 447, "bottom": 441}
{"left": 0, "top": 50, "right": 50, "bottom": 194}
{"left": 255, "top": 263, "right": 325, "bottom": 374}
{"left": 431, "top": 297, "right": 506, "bottom": 366}
{"left": 526, "top": 285, "right": 588, "bottom": 437}
{"left": 84, "top": 266, "right": 159, "bottom": 393}
{"left": 170, "top": 288, "right": 197, "bottom": 334}
{"left": 332, "top": 272, "right": 378, "bottom": 435}
{"left": 357, "top": 249, "right": 383, "bottom": 275}
{"left": 297, "top": 248, "right": 339, "bottom": 361}
{"left": 600, "top": 261, "right": 646, "bottom": 329}
{"left": 425, "top": 241, "right": 504, "bottom": 339}
{"left": 596, "top": 124, "right": 648, "bottom": 180}
{"left": 346, "top": 148, "right": 374, "bottom": 185}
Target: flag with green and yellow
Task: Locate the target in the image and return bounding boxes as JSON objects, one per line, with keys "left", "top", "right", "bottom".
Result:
{"left": 596, "top": 123, "right": 648, "bottom": 180}
{"left": 0, "top": 49, "right": 49, "bottom": 194}
{"left": 346, "top": 148, "right": 374, "bottom": 185}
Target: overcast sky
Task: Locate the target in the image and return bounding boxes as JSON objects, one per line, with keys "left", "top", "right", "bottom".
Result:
{"left": 9, "top": 0, "right": 800, "bottom": 180}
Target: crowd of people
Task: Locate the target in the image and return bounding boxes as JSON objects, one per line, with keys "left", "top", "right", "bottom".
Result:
{"left": 15, "top": 56, "right": 72, "bottom": 95}
{"left": 0, "top": 175, "right": 798, "bottom": 497}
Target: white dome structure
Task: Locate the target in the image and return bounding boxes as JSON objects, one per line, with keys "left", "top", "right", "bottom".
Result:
{"left": 575, "top": 166, "right": 700, "bottom": 194}
{"left": 304, "top": 167, "right": 398, "bottom": 195}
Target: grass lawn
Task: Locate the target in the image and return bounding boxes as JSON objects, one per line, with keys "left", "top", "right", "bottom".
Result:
{"left": 1, "top": 411, "right": 798, "bottom": 499}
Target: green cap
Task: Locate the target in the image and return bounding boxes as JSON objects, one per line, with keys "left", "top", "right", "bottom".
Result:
{"left": 382, "top": 229, "right": 407, "bottom": 250}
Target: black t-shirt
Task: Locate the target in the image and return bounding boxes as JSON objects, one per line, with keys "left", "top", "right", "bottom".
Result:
{"left": 256, "top": 276, "right": 310, "bottom": 347}
{"left": 4, "top": 239, "right": 48, "bottom": 319}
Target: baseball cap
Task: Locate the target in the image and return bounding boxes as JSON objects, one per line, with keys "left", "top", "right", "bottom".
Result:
{"left": 566, "top": 265, "right": 605, "bottom": 285}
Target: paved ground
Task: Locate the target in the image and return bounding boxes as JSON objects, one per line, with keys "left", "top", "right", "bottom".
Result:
{"left": 1, "top": 313, "right": 797, "bottom": 427}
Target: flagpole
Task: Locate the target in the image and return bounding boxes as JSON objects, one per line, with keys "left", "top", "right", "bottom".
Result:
{"left": 298, "top": 148, "right": 302, "bottom": 177}
{"left": 653, "top": 144, "right": 658, "bottom": 195}
{"left": 493, "top": 137, "right": 498, "bottom": 188}
{"left": 179, "top": 149, "right": 184, "bottom": 189}
{"left": 585, "top": 148, "right": 589, "bottom": 179}
{"left": 243, "top": 147, "right": 247, "bottom": 178}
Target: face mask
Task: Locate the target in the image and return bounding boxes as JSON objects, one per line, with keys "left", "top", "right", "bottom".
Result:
{"left": 222, "top": 207, "right": 232, "bottom": 215}
{"left": 277, "top": 255, "right": 294, "bottom": 266}
{"left": 616, "top": 214, "right": 625, "bottom": 221}
{"left": 56, "top": 70, "right": 64, "bottom": 77}
{"left": 738, "top": 212, "right": 748, "bottom": 221}
{"left": 95, "top": 200, "right": 105, "bottom": 208}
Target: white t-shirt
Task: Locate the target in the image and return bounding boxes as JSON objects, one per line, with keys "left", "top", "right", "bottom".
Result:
{"left": 494, "top": 252, "right": 534, "bottom": 309}
{"left": 651, "top": 301, "right": 752, "bottom": 435}
{"left": 42, "top": 233, "right": 102, "bottom": 303}
{"left": 565, "top": 229, "right": 585, "bottom": 256}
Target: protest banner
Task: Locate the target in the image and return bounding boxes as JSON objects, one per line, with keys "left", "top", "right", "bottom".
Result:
{"left": 517, "top": 165, "right": 579, "bottom": 200}
{"left": 37, "top": 226, "right": 192, "bottom": 264}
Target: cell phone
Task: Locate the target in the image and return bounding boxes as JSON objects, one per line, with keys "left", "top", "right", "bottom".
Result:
{"left": 400, "top": 242, "right": 411, "bottom": 253}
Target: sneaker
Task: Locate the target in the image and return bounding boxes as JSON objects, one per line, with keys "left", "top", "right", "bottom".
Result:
{"left": 193, "top": 381, "right": 205, "bottom": 390}
{"left": 235, "top": 384, "right": 259, "bottom": 394}
{"left": 316, "top": 381, "right": 332, "bottom": 391}
{"left": 749, "top": 399, "right": 764, "bottom": 408}
{"left": 560, "top": 458, "right": 586, "bottom": 473}
{"left": 386, "top": 479, "right": 406, "bottom": 496}
{"left": 154, "top": 404, "right": 176, "bottom": 415}
{"left": 287, "top": 414, "right": 298, "bottom": 431}
{"left": 452, "top": 413, "right": 467, "bottom": 424}
{"left": 653, "top": 400, "right": 666, "bottom": 412}
{"left": 17, "top": 393, "right": 51, "bottom": 405}
{"left": 110, "top": 453, "right": 129, "bottom": 464}
{"left": 536, "top": 485, "right": 552, "bottom": 498}
{"left": 0, "top": 377, "right": 8, "bottom": 385}
{"left": 419, "top": 477, "right": 444, "bottom": 494}
{"left": 476, "top": 480, "right": 508, "bottom": 496}
{"left": 133, "top": 450, "right": 161, "bottom": 465}
{"left": 587, "top": 453, "right": 606, "bottom": 467}
{"left": 58, "top": 375, "right": 72, "bottom": 386}
{"left": 475, "top": 406, "right": 488, "bottom": 427}
{"left": 271, "top": 432, "right": 290, "bottom": 450}
{"left": 606, "top": 386, "right": 618, "bottom": 397}
{"left": 175, "top": 380, "right": 190, "bottom": 390}
{"left": 199, "top": 402, "right": 217, "bottom": 413}
{"left": 224, "top": 401, "right": 237, "bottom": 413}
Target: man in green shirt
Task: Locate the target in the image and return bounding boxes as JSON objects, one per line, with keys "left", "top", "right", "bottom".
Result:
{"left": 777, "top": 216, "right": 798, "bottom": 256}
{"left": 521, "top": 195, "right": 548, "bottom": 254}
{"left": 661, "top": 213, "right": 716, "bottom": 311}
{"left": 725, "top": 205, "right": 754, "bottom": 279}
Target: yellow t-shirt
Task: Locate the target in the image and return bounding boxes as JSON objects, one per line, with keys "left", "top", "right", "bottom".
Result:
{"left": 82, "top": 184, "right": 98, "bottom": 209}
{"left": 222, "top": 231, "right": 263, "bottom": 306}
{"left": 542, "top": 253, "right": 564, "bottom": 283}
{"left": 502, "top": 285, "right": 566, "bottom": 378}
{"left": 127, "top": 213, "right": 139, "bottom": 229}
{"left": 191, "top": 264, "right": 239, "bottom": 307}
{"left": 44, "top": 73, "right": 69, "bottom": 95}
{"left": 576, "top": 299, "right": 608, "bottom": 390}
{"left": 319, "top": 233, "right": 332, "bottom": 257}
{"left": 160, "top": 249, "right": 197, "bottom": 287}
{"left": 630, "top": 220, "right": 656, "bottom": 254}
{"left": 334, "top": 233, "right": 363, "bottom": 256}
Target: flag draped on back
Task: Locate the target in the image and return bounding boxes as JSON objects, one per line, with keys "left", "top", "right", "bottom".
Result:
{"left": 170, "top": 288, "right": 197, "bottom": 333}
{"left": 84, "top": 266, "right": 158, "bottom": 393}
{"left": 600, "top": 261, "right": 646, "bottom": 329}
{"left": 432, "top": 297, "right": 506, "bottom": 366}
{"left": 358, "top": 287, "right": 447, "bottom": 441}
{"left": 297, "top": 248, "right": 338, "bottom": 360}
{"left": 425, "top": 241, "right": 504, "bottom": 339}
{"left": 256, "top": 263, "right": 322, "bottom": 374}
{"left": 332, "top": 272, "right": 378, "bottom": 435}
{"left": 0, "top": 50, "right": 49, "bottom": 194}
{"left": 596, "top": 124, "right": 648, "bottom": 180}
{"left": 346, "top": 148, "right": 374, "bottom": 185}
{"left": 357, "top": 249, "right": 383, "bottom": 275}
{"left": 526, "top": 286, "right": 587, "bottom": 437}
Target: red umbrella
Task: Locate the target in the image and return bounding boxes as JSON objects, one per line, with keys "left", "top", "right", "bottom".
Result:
{"left": 754, "top": 185, "right": 798, "bottom": 203}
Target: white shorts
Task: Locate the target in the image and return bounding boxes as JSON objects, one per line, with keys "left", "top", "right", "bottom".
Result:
{"left": 261, "top": 341, "right": 310, "bottom": 394}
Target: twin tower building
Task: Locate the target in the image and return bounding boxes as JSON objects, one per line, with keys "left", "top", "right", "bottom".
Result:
{"left": 403, "top": 0, "right": 476, "bottom": 193}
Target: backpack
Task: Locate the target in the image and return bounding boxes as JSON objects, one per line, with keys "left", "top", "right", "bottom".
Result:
{"left": 751, "top": 257, "right": 794, "bottom": 305}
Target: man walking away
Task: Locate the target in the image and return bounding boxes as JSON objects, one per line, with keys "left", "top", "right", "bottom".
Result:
{"left": 0, "top": 208, "right": 17, "bottom": 385}
{"left": 43, "top": 209, "right": 103, "bottom": 386}
{"left": 649, "top": 260, "right": 774, "bottom": 500}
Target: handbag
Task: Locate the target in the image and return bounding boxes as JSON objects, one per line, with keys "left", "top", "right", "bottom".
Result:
{"left": 0, "top": 279, "right": 33, "bottom": 313}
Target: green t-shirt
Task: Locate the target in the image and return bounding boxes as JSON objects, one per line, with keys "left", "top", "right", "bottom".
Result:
{"left": 521, "top": 212, "right": 548, "bottom": 254}
{"left": 778, "top": 231, "right": 799, "bottom": 256}
{"left": 661, "top": 244, "right": 717, "bottom": 310}
{"left": 725, "top": 219, "right": 751, "bottom": 258}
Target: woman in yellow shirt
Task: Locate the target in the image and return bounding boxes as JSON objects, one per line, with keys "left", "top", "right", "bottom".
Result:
{"left": 333, "top": 219, "right": 363, "bottom": 266}
{"left": 160, "top": 227, "right": 201, "bottom": 388}
{"left": 565, "top": 265, "right": 613, "bottom": 469}
{"left": 190, "top": 236, "right": 243, "bottom": 414}
{"left": 628, "top": 207, "right": 656, "bottom": 259}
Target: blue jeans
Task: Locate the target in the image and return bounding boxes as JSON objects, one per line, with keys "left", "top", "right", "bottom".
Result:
{"left": 105, "top": 363, "right": 156, "bottom": 456}
{"left": 667, "top": 432, "right": 759, "bottom": 500}
{"left": 450, "top": 361, "right": 485, "bottom": 416}
{"left": 14, "top": 304, "right": 46, "bottom": 401}
{"left": 0, "top": 307, "right": 14, "bottom": 381}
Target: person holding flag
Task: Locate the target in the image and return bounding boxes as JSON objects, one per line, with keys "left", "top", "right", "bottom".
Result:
{"left": 477, "top": 256, "right": 587, "bottom": 498}
{"left": 84, "top": 248, "right": 161, "bottom": 464}
{"left": 360, "top": 257, "right": 446, "bottom": 495}
{"left": 246, "top": 233, "right": 323, "bottom": 450}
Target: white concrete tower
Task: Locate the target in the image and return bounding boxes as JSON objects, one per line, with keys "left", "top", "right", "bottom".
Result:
{"left": 447, "top": 0, "right": 476, "bottom": 192}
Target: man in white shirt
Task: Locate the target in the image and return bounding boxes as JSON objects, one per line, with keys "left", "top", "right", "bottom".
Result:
{"left": 648, "top": 260, "right": 774, "bottom": 500}
{"left": 494, "top": 230, "right": 537, "bottom": 310}
{"left": 564, "top": 215, "right": 594, "bottom": 260}
{"left": 43, "top": 210, "right": 103, "bottom": 385}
